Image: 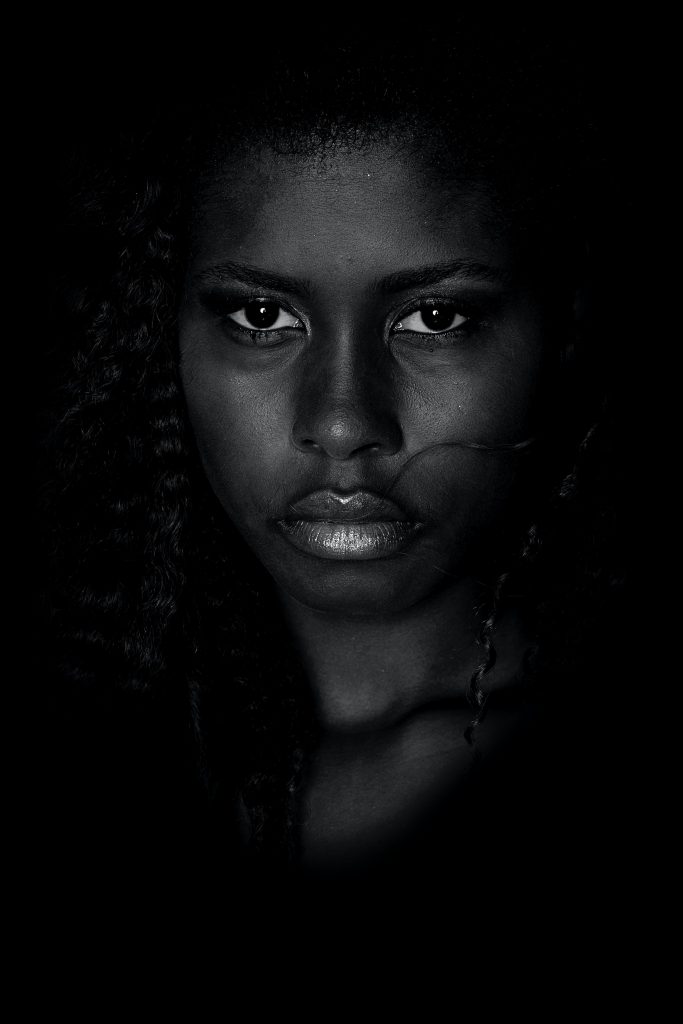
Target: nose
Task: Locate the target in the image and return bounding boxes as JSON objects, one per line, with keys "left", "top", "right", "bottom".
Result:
{"left": 291, "top": 344, "right": 403, "bottom": 460}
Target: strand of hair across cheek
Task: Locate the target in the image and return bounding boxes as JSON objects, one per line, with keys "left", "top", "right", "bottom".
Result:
{"left": 383, "top": 435, "right": 535, "bottom": 741}
{"left": 369, "top": 427, "right": 600, "bottom": 743}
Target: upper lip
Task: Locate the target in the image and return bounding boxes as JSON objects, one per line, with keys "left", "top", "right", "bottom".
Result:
{"left": 283, "top": 489, "right": 415, "bottom": 523}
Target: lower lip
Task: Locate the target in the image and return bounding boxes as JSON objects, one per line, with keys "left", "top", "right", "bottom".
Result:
{"left": 276, "top": 519, "right": 423, "bottom": 560}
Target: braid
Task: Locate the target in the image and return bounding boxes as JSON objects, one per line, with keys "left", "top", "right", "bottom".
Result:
{"left": 464, "top": 570, "right": 511, "bottom": 743}
{"left": 464, "top": 418, "right": 602, "bottom": 743}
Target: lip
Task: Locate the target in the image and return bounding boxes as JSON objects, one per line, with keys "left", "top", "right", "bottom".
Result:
{"left": 285, "top": 489, "right": 413, "bottom": 523}
{"left": 276, "top": 489, "right": 423, "bottom": 561}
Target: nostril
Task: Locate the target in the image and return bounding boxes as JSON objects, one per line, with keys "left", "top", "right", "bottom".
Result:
{"left": 292, "top": 403, "right": 403, "bottom": 459}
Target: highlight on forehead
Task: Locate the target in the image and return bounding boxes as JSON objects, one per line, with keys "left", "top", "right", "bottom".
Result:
{"left": 191, "top": 119, "right": 506, "bottom": 243}
{"left": 187, "top": 108, "right": 564, "bottom": 247}
{"left": 188, "top": 137, "right": 516, "bottom": 289}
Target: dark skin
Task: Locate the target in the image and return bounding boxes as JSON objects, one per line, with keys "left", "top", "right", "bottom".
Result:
{"left": 179, "top": 139, "right": 562, "bottom": 868}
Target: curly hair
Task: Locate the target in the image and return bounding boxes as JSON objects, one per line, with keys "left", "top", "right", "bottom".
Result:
{"left": 41, "top": 24, "right": 627, "bottom": 866}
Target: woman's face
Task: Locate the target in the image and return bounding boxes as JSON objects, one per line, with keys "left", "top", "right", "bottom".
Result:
{"left": 179, "top": 138, "right": 553, "bottom": 616}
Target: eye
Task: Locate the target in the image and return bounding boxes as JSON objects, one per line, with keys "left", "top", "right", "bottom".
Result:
{"left": 227, "top": 300, "right": 303, "bottom": 332}
{"left": 394, "top": 303, "right": 469, "bottom": 334}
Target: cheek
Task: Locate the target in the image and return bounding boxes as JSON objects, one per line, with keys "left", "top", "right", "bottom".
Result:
{"left": 454, "top": 373, "right": 537, "bottom": 447}
{"left": 394, "top": 340, "right": 544, "bottom": 557}
{"left": 400, "top": 349, "right": 543, "bottom": 453}
{"left": 180, "top": 355, "right": 291, "bottom": 517}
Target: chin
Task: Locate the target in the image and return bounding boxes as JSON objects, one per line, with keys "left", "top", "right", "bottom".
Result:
{"left": 270, "top": 555, "right": 460, "bottom": 618}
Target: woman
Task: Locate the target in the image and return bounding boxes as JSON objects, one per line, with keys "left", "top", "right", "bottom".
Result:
{"left": 40, "top": 25, "right": 633, "bottom": 906}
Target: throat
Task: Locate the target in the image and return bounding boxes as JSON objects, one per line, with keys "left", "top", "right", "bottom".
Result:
{"left": 278, "top": 581, "right": 478, "bottom": 732}
{"left": 278, "top": 578, "right": 528, "bottom": 734}
{"left": 276, "top": 578, "right": 532, "bottom": 873}
{"left": 298, "top": 704, "right": 476, "bottom": 874}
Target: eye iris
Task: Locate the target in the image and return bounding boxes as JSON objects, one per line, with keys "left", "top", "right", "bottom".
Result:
{"left": 420, "top": 305, "right": 456, "bottom": 331}
{"left": 245, "top": 301, "right": 279, "bottom": 329}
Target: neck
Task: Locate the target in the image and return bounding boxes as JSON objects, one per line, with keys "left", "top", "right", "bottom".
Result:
{"left": 278, "top": 577, "right": 527, "bottom": 734}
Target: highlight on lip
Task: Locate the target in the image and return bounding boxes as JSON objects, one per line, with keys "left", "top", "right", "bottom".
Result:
{"left": 284, "top": 487, "right": 415, "bottom": 522}
{"left": 275, "top": 488, "right": 423, "bottom": 560}
{"left": 277, "top": 518, "right": 423, "bottom": 560}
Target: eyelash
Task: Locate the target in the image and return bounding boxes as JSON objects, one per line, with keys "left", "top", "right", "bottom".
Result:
{"left": 205, "top": 292, "right": 484, "bottom": 346}
{"left": 392, "top": 297, "right": 482, "bottom": 345}
{"left": 203, "top": 293, "right": 304, "bottom": 344}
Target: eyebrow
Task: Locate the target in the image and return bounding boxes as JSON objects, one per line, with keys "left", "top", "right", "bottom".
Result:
{"left": 194, "top": 261, "right": 313, "bottom": 298}
{"left": 193, "top": 257, "right": 508, "bottom": 296}
{"left": 375, "top": 259, "right": 510, "bottom": 292}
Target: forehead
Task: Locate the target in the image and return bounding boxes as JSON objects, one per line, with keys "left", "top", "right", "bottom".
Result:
{"left": 188, "top": 140, "right": 513, "bottom": 278}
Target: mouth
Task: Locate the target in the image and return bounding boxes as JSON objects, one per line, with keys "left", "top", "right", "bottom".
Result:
{"left": 275, "top": 489, "right": 424, "bottom": 561}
